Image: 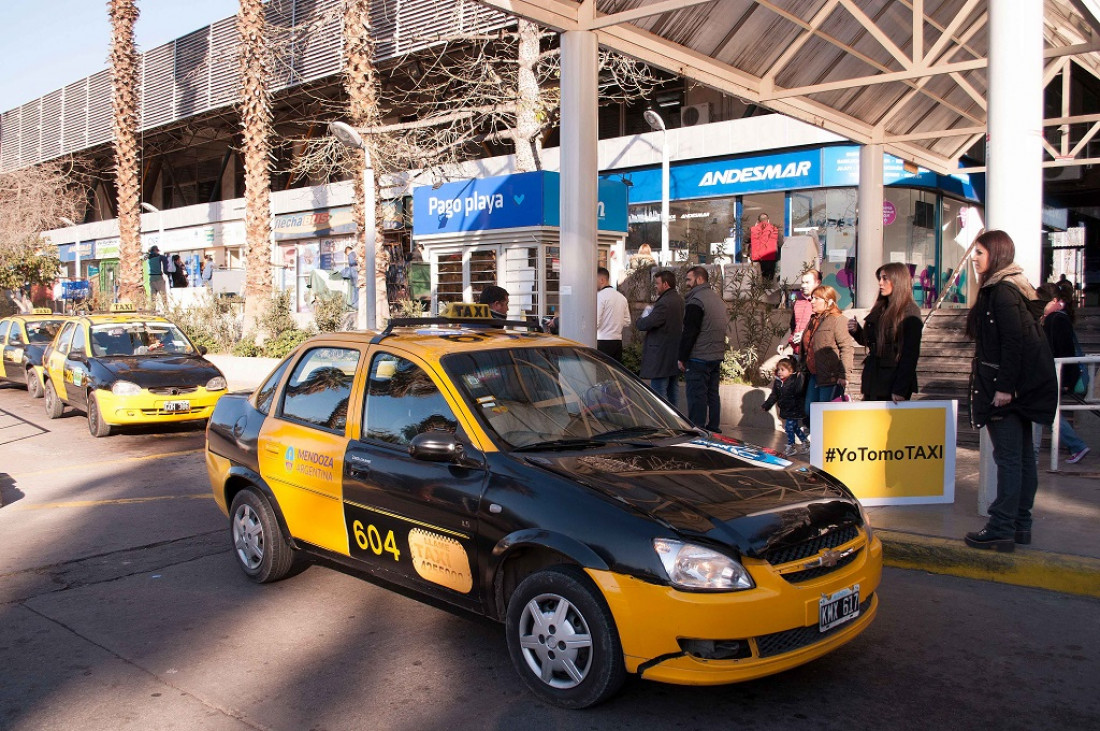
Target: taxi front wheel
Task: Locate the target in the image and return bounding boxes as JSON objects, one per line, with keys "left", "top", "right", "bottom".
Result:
{"left": 506, "top": 566, "right": 626, "bottom": 709}
{"left": 44, "top": 381, "right": 64, "bottom": 419}
{"left": 26, "top": 369, "right": 43, "bottom": 399}
{"left": 229, "top": 489, "right": 295, "bottom": 583}
{"left": 88, "top": 392, "right": 112, "bottom": 437}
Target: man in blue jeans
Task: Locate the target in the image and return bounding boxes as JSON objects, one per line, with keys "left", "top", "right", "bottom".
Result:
{"left": 678, "top": 266, "right": 726, "bottom": 432}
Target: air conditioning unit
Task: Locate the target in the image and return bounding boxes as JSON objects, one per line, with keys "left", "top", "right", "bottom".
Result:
{"left": 1044, "top": 165, "right": 1082, "bottom": 182}
{"left": 680, "top": 102, "right": 711, "bottom": 127}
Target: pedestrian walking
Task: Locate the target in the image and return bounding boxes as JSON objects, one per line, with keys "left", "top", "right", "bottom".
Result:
{"left": 678, "top": 266, "right": 726, "bottom": 432}
{"left": 762, "top": 357, "right": 809, "bottom": 456}
{"left": 802, "top": 284, "right": 854, "bottom": 424}
{"left": 636, "top": 269, "right": 684, "bottom": 406}
{"left": 964, "top": 230, "right": 1058, "bottom": 552}
{"left": 146, "top": 246, "right": 168, "bottom": 300}
{"left": 200, "top": 254, "right": 215, "bottom": 288}
{"left": 169, "top": 255, "right": 189, "bottom": 288}
{"left": 849, "top": 262, "right": 923, "bottom": 402}
{"left": 1032, "top": 282, "right": 1090, "bottom": 464}
{"left": 596, "top": 267, "right": 631, "bottom": 361}
{"left": 749, "top": 212, "right": 783, "bottom": 282}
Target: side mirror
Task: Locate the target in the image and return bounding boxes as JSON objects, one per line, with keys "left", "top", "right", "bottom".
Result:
{"left": 70, "top": 351, "right": 88, "bottom": 363}
{"left": 199, "top": 345, "right": 208, "bottom": 356}
{"left": 408, "top": 431, "right": 464, "bottom": 463}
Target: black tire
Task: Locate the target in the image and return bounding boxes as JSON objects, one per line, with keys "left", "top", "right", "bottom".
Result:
{"left": 228, "top": 489, "right": 295, "bottom": 583}
{"left": 44, "top": 380, "right": 64, "bottom": 419}
{"left": 26, "top": 368, "right": 43, "bottom": 399}
{"left": 506, "top": 565, "right": 626, "bottom": 709}
{"left": 87, "top": 392, "right": 112, "bottom": 437}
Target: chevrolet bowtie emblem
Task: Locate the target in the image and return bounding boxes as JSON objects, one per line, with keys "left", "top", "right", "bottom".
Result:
{"left": 819, "top": 549, "right": 841, "bottom": 567}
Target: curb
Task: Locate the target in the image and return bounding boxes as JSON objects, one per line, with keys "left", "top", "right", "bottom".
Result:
{"left": 878, "top": 529, "right": 1100, "bottom": 599}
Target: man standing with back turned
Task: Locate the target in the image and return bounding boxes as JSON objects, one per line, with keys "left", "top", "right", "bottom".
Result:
{"left": 596, "top": 267, "right": 631, "bottom": 361}
{"left": 679, "top": 266, "right": 726, "bottom": 432}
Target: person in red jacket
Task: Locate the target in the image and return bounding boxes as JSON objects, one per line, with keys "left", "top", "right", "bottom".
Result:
{"left": 749, "top": 212, "right": 783, "bottom": 282}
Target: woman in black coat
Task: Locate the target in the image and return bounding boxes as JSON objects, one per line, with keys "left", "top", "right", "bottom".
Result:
{"left": 964, "top": 231, "right": 1058, "bottom": 552}
{"left": 850, "top": 262, "right": 923, "bottom": 402}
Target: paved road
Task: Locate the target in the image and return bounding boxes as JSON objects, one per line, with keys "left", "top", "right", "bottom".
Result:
{"left": 2, "top": 386, "right": 1099, "bottom": 731}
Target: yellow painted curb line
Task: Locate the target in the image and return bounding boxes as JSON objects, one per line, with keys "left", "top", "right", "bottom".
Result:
{"left": 879, "top": 529, "right": 1100, "bottom": 599}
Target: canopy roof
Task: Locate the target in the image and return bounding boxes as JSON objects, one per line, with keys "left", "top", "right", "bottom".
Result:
{"left": 480, "top": 0, "right": 1100, "bottom": 174}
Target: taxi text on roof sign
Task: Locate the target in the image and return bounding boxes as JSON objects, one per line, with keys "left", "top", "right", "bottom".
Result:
{"left": 110, "top": 302, "right": 137, "bottom": 313}
{"left": 440, "top": 302, "right": 491, "bottom": 319}
{"left": 32, "top": 308, "right": 53, "bottom": 315}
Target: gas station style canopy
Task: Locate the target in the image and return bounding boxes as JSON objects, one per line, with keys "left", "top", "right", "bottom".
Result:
{"left": 478, "top": 0, "right": 1100, "bottom": 174}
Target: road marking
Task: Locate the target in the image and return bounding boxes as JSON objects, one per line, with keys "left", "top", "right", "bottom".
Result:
{"left": 11, "top": 494, "right": 213, "bottom": 510}
{"left": 8, "top": 448, "right": 203, "bottom": 477}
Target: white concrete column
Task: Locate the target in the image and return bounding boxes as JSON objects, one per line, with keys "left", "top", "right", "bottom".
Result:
{"left": 856, "top": 144, "right": 884, "bottom": 308}
{"left": 986, "top": 0, "right": 1043, "bottom": 281}
{"left": 558, "top": 30, "right": 599, "bottom": 347}
{"left": 980, "top": 0, "right": 1044, "bottom": 513}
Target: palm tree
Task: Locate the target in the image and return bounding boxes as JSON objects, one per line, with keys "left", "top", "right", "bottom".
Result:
{"left": 343, "top": 0, "right": 385, "bottom": 322}
{"left": 108, "top": 0, "right": 143, "bottom": 305}
{"left": 238, "top": 0, "right": 274, "bottom": 333}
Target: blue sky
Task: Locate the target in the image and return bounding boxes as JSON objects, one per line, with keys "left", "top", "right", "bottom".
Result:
{"left": 1, "top": 0, "right": 241, "bottom": 112}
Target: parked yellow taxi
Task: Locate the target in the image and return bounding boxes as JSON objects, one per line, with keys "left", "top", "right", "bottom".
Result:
{"left": 42, "top": 304, "right": 227, "bottom": 436}
{"left": 0, "top": 309, "right": 69, "bottom": 398}
{"left": 206, "top": 304, "right": 882, "bottom": 708}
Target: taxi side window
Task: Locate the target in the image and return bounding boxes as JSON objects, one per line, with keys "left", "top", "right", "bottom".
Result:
{"left": 0, "top": 321, "right": 10, "bottom": 344}
{"left": 55, "top": 323, "right": 77, "bottom": 356}
{"left": 71, "top": 327, "right": 87, "bottom": 357}
{"left": 254, "top": 359, "right": 291, "bottom": 415}
{"left": 362, "top": 353, "right": 458, "bottom": 446}
{"left": 8, "top": 325, "right": 24, "bottom": 345}
{"left": 280, "top": 347, "right": 360, "bottom": 433}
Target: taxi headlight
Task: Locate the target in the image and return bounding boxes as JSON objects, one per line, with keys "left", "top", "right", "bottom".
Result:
{"left": 206, "top": 376, "right": 227, "bottom": 391}
{"left": 111, "top": 380, "right": 142, "bottom": 396}
{"left": 858, "top": 501, "right": 875, "bottom": 541}
{"left": 653, "top": 539, "right": 754, "bottom": 591}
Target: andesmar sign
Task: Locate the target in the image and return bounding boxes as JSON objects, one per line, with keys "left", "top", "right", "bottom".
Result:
{"left": 412, "top": 171, "right": 628, "bottom": 236}
{"left": 809, "top": 400, "right": 957, "bottom": 506}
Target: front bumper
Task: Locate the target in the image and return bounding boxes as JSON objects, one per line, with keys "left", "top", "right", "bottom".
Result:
{"left": 95, "top": 386, "right": 226, "bottom": 426}
{"left": 587, "top": 532, "right": 883, "bottom": 685}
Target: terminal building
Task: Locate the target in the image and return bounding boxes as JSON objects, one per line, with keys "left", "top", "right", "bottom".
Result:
{"left": 3, "top": 0, "right": 1099, "bottom": 316}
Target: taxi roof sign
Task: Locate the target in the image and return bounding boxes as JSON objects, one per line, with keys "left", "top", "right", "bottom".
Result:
{"left": 110, "top": 302, "right": 137, "bottom": 313}
{"left": 440, "top": 302, "right": 491, "bottom": 319}
{"left": 32, "top": 307, "right": 53, "bottom": 315}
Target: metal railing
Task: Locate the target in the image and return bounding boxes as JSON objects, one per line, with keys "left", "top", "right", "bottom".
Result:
{"left": 923, "top": 238, "right": 978, "bottom": 325}
{"left": 1049, "top": 354, "right": 1100, "bottom": 471}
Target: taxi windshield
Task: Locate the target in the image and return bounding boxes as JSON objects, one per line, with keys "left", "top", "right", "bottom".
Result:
{"left": 90, "top": 322, "right": 196, "bottom": 357}
{"left": 443, "top": 346, "right": 693, "bottom": 449}
{"left": 26, "top": 320, "right": 64, "bottom": 344}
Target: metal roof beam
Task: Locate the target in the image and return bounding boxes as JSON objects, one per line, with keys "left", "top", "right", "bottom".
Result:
{"left": 581, "top": 0, "right": 717, "bottom": 31}
{"left": 837, "top": 0, "right": 913, "bottom": 69}
{"left": 762, "top": 0, "right": 842, "bottom": 83}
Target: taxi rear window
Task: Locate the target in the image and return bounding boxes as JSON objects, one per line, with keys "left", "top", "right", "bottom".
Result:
{"left": 26, "top": 320, "right": 64, "bottom": 344}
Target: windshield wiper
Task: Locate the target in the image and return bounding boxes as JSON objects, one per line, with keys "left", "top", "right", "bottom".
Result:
{"left": 511, "top": 437, "right": 611, "bottom": 452}
{"left": 594, "top": 425, "right": 698, "bottom": 441}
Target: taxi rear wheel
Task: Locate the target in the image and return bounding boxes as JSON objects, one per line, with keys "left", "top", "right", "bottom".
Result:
{"left": 26, "top": 369, "right": 43, "bottom": 399}
{"left": 229, "top": 489, "right": 295, "bottom": 583}
{"left": 44, "top": 381, "right": 64, "bottom": 419}
{"left": 506, "top": 565, "right": 626, "bottom": 709}
{"left": 87, "top": 392, "right": 112, "bottom": 437}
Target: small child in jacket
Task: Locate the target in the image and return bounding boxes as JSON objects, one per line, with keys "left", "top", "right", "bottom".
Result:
{"left": 762, "top": 358, "right": 809, "bottom": 456}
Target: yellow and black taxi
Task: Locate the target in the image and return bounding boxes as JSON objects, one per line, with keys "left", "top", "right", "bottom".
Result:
{"left": 0, "top": 309, "right": 69, "bottom": 399}
{"left": 205, "top": 304, "right": 882, "bottom": 709}
{"left": 42, "top": 304, "right": 228, "bottom": 437}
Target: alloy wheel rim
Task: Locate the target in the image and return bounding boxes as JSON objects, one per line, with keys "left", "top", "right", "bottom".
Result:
{"left": 232, "top": 504, "right": 264, "bottom": 570}
{"left": 517, "top": 592, "right": 594, "bottom": 689}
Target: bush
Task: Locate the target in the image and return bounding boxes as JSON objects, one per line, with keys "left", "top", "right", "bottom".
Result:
{"left": 262, "top": 328, "right": 312, "bottom": 359}
{"left": 621, "top": 339, "right": 643, "bottom": 376}
{"left": 725, "top": 266, "right": 786, "bottom": 385}
{"left": 721, "top": 345, "right": 757, "bottom": 385}
{"left": 231, "top": 338, "right": 262, "bottom": 357}
{"left": 164, "top": 291, "right": 244, "bottom": 354}
{"left": 313, "top": 290, "right": 349, "bottom": 333}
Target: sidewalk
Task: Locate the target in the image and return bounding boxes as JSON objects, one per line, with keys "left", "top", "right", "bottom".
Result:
{"left": 207, "top": 356, "right": 1099, "bottom": 599}
{"left": 733, "top": 425, "right": 1100, "bottom": 599}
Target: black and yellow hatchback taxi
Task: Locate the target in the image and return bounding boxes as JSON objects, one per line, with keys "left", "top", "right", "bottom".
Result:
{"left": 0, "top": 309, "right": 69, "bottom": 399}
{"left": 206, "top": 304, "right": 882, "bottom": 709}
{"left": 42, "top": 304, "right": 228, "bottom": 437}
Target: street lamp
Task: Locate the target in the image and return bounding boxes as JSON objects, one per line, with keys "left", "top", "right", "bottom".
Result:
{"left": 643, "top": 109, "right": 670, "bottom": 265}
{"left": 328, "top": 120, "right": 376, "bottom": 331}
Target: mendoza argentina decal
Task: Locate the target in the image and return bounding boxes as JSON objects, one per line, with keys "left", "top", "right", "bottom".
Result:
{"left": 284, "top": 445, "right": 335, "bottom": 481}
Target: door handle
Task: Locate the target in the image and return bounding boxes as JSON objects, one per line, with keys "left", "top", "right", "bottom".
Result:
{"left": 345, "top": 454, "right": 372, "bottom": 473}
{"left": 264, "top": 442, "right": 284, "bottom": 454}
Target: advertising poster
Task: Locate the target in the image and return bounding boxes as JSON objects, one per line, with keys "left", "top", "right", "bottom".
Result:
{"left": 810, "top": 400, "right": 957, "bottom": 506}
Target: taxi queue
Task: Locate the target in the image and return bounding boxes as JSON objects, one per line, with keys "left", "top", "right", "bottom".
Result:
{"left": 0, "top": 304, "right": 227, "bottom": 437}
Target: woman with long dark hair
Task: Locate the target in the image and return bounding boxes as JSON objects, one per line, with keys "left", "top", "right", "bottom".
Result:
{"left": 850, "top": 262, "right": 923, "bottom": 402}
{"left": 965, "top": 230, "right": 1057, "bottom": 552}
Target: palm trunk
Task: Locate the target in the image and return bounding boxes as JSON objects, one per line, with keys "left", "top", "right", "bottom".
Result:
{"left": 343, "top": 0, "right": 386, "bottom": 325}
{"left": 514, "top": 19, "right": 542, "bottom": 173}
{"left": 239, "top": 0, "right": 274, "bottom": 334}
{"left": 108, "top": 0, "right": 143, "bottom": 305}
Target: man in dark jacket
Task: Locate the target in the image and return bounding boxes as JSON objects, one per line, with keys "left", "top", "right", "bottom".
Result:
{"left": 679, "top": 266, "right": 727, "bottom": 432}
{"left": 637, "top": 270, "right": 684, "bottom": 406}
{"left": 146, "top": 246, "right": 167, "bottom": 300}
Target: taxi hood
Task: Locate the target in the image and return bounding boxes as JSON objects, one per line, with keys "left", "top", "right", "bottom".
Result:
{"left": 98, "top": 355, "right": 222, "bottom": 388}
{"left": 526, "top": 435, "right": 863, "bottom": 559}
